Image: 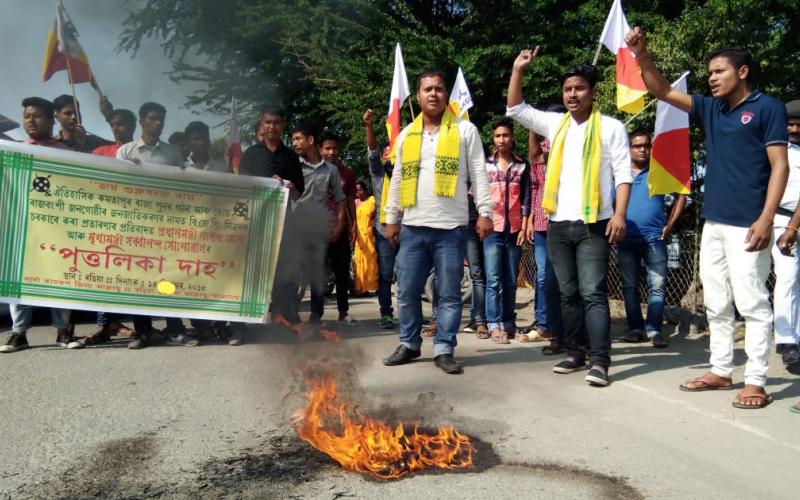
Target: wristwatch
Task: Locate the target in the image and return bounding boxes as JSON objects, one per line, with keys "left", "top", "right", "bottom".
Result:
{"left": 479, "top": 211, "right": 493, "bottom": 219}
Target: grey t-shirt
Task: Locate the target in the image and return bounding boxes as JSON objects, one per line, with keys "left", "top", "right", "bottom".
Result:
{"left": 293, "top": 158, "right": 345, "bottom": 234}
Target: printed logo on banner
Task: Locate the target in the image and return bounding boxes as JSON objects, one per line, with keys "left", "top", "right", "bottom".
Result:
{"left": 741, "top": 111, "right": 754, "bottom": 125}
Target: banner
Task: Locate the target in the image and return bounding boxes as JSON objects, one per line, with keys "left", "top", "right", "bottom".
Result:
{"left": 0, "top": 140, "right": 287, "bottom": 323}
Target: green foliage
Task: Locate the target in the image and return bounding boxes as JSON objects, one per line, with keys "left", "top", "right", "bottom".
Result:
{"left": 119, "top": 0, "right": 800, "bottom": 180}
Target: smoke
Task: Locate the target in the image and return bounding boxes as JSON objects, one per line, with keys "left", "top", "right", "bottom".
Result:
{"left": 0, "top": 0, "right": 220, "bottom": 142}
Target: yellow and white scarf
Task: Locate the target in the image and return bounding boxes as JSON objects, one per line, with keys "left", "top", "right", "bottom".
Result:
{"left": 542, "top": 107, "right": 602, "bottom": 222}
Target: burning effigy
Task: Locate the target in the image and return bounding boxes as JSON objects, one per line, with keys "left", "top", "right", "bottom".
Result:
{"left": 294, "top": 372, "right": 475, "bottom": 480}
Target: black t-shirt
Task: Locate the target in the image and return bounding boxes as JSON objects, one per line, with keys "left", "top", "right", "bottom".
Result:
{"left": 58, "top": 131, "right": 113, "bottom": 153}
{"left": 239, "top": 141, "right": 305, "bottom": 194}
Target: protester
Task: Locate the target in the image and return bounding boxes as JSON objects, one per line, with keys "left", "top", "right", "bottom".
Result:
{"left": 319, "top": 131, "right": 358, "bottom": 324}
{"left": 507, "top": 48, "right": 632, "bottom": 387}
{"left": 773, "top": 100, "right": 800, "bottom": 377}
{"left": 519, "top": 130, "right": 564, "bottom": 355}
{"left": 1, "top": 97, "right": 81, "bottom": 353}
{"left": 617, "top": 130, "right": 686, "bottom": 348}
{"left": 363, "top": 109, "right": 399, "bottom": 329}
{"left": 463, "top": 188, "right": 488, "bottom": 339}
{"left": 181, "top": 120, "right": 244, "bottom": 346}
{"left": 239, "top": 108, "right": 305, "bottom": 327}
{"left": 353, "top": 180, "right": 379, "bottom": 294}
{"left": 82, "top": 108, "right": 138, "bottom": 346}
{"left": 184, "top": 121, "right": 229, "bottom": 172}
{"left": 168, "top": 131, "right": 190, "bottom": 161}
{"left": 482, "top": 118, "right": 530, "bottom": 344}
{"left": 382, "top": 69, "right": 493, "bottom": 375}
{"left": 92, "top": 108, "right": 136, "bottom": 158}
{"left": 53, "top": 94, "right": 112, "bottom": 152}
{"left": 626, "top": 29, "right": 789, "bottom": 408}
{"left": 117, "top": 102, "right": 199, "bottom": 349}
{"left": 290, "top": 124, "right": 346, "bottom": 324}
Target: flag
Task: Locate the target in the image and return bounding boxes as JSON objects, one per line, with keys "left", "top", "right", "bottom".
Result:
{"left": 649, "top": 72, "right": 691, "bottom": 196}
{"left": 448, "top": 67, "right": 473, "bottom": 121}
{"left": 42, "top": 0, "right": 95, "bottom": 85}
{"left": 227, "top": 96, "right": 242, "bottom": 174}
{"left": 599, "top": 0, "right": 647, "bottom": 114}
{"left": 386, "top": 43, "right": 411, "bottom": 156}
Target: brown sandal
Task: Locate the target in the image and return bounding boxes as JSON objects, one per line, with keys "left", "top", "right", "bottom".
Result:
{"left": 679, "top": 373, "right": 734, "bottom": 392}
{"left": 732, "top": 387, "right": 774, "bottom": 409}
{"left": 490, "top": 329, "right": 509, "bottom": 344}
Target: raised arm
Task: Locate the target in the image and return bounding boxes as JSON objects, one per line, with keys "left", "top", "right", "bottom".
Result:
{"left": 625, "top": 27, "right": 692, "bottom": 114}
{"left": 507, "top": 46, "right": 540, "bottom": 107}
{"left": 363, "top": 109, "right": 377, "bottom": 151}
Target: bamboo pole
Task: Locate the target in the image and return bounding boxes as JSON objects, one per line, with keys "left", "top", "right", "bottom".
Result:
{"left": 64, "top": 56, "right": 81, "bottom": 127}
{"left": 623, "top": 98, "right": 658, "bottom": 125}
{"left": 591, "top": 41, "right": 603, "bottom": 66}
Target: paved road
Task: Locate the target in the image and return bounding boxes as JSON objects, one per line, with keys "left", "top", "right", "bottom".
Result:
{"left": 1, "top": 291, "right": 799, "bottom": 499}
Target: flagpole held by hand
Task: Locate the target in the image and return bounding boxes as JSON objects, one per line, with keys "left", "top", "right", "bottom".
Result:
{"left": 64, "top": 56, "right": 81, "bottom": 127}
{"left": 623, "top": 97, "right": 657, "bottom": 125}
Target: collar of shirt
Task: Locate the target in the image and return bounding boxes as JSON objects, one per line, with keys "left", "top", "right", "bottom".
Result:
{"left": 720, "top": 90, "right": 761, "bottom": 114}
{"left": 487, "top": 152, "right": 525, "bottom": 165}
{"left": 26, "top": 136, "right": 66, "bottom": 148}
{"left": 134, "top": 137, "right": 167, "bottom": 151}
{"left": 300, "top": 157, "right": 325, "bottom": 169}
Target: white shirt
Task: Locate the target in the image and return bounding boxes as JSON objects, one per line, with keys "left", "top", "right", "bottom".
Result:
{"left": 779, "top": 142, "right": 800, "bottom": 211}
{"left": 384, "top": 118, "right": 492, "bottom": 229}
{"left": 507, "top": 102, "right": 632, "bottom": 221}
{"left": 116, "top": 138, "right": 184, "bottom": 167}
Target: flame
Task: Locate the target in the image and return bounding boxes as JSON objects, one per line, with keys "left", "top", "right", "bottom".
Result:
{"left": 294, "top": 376, "right": 475, "bottom": 480}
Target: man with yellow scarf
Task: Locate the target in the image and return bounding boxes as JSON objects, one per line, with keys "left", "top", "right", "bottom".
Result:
{"left": 506, "top": 48, "right": 633, "bottom": 387}
{"left": 382, "top": 70, "right": 493, "bottom": 374}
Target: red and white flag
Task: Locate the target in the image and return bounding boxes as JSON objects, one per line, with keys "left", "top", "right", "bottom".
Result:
{"left": 599, "top": 0, "right": 646, "bottom": 113}
{"left": 42, "top": 0, "right": 95, "bottom": 85}
{"left": 386, "top": 43, "right": 411, "bottom": 157}
{"left": 649, "top": 72, "right": 691, "bottom": 196}
{"left": 227, "top": 96, "right": 242, "bottom": 174}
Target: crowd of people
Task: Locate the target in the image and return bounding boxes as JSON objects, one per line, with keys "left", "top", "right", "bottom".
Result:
{"left": 1, "top": 27, "right": 800, "bottom": 412}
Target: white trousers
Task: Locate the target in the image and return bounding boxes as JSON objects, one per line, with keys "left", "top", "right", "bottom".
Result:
{"left": 700, "top": 222, "right": 773, "bottom": 386}
{"left": 771, "top": 213, "right": 800, "bottom": 345}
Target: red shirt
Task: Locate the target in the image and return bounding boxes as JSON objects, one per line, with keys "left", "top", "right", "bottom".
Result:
{"left": 336, "top": 163, "right": 357, "bottom": 199}
{"left": 92, "top": 142, "right": 122, "bottom": 158}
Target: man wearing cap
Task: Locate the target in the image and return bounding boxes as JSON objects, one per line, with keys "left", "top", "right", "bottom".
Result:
{"left": 626, "top": 29, "right": 789, "bottom": 409}
{"left": 773, "top": 100, "right": 800, "bottom": 376}
{"left": 506, "top": 48, "right": 633, "bottom": 387}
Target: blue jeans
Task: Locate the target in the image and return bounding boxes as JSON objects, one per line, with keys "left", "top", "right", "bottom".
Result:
{"left": 11, "top": 305, "right": 70, "bottom": 333}
{"left": 547, "top": 220, "right": 611, "bottom": 368}
{"left": 396, "top": 225, "right": 466, "bottom": 357}
{"left": 483, "top": 231, "right": 521, "bottom": 331}
{"left": 374, "top": 229, "right": 398, "bottom": 317}
{"left": 466, "top": 225, "right": 486, "bottom": 324}
{"left": 534, "top": 230, "right": 563, "bottom": 340}
{"left": 617, "top": 237, "right": 667, "bottom": 335}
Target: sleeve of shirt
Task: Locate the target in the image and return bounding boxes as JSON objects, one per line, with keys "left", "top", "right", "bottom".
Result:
{"left": 609, "top": 121, "right": 633, "bottom": 187}
{"left": 238, "top": 146, "right": 258, "bottom": 176}
{"left": 368, "top": 148, "right": 384, "bottom": 178}
{"left": 329, "top": 166, "right": 345, "bottom": 203}
{"left": 287, "top": 155, "right": 305, "bottom": 194}
{"left": 465, "top": 124, "right": 493, "bottom": 217}
{"left": 690, "top": 94, "right": 710, "bottom": 125}
{"left": 763, "top": 98, "right": 790, "bottom": 146}
{"left": 384, "top": 131, "right": 406, "bottom": 224}
{"left": 342, "top": 168, "right": 357, "bottom": 198}
{"left": 115, "top": 144, "right": 129, "bottom": 160}
{"left": 520, "top": 161, "right": 531, "bottom": 217}
{"left": 506, "top": 102, "right": 553, "bottom": 137}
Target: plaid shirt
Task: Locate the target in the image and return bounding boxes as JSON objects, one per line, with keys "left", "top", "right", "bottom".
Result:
{"left": 530, "top": 138, "right": 550, "bottom": 232}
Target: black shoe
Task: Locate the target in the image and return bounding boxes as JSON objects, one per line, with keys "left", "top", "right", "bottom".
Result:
{"left": 781, "top": 344, "right": 800, "bottom": 374}
{"left": 585, "top": 365, "right": 609, "bottom": 387}
{"left": 383, "top": 345, "right": 421, "bottom": 366}
{"left": 128, "top": 333, "right": 150, "bottom": 350}
{"left": 651, "top": 333, "right": 668, "bottom": 348}
{"left": 619, "top": 329, "right": 647, "bottom": 343}
{"left": 0, "top": 333, "right": 30, "bottom": 353}
{"left": 309, "top": 314, "right": 322, "bottom": 325}
{"left": 56, "top": 328, "right": 83, "bottom": 349}
{"left": 552, "top": 356, "right": 586, "bottom": 374}
{"left": 434, "top": 354, "right": 463, "bottom": 374}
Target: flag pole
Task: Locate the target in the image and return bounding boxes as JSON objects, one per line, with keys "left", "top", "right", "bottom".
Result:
{"left": 592, "top": 42, "right": 603, "bottom": 66}
{"left": 64, "top": 56, "right": 81, "bottom": 127}
{"left": 407, "top": 99, "right": 415, "bottom": 120}
{"left": 624, "top": 97, "right": 658, "bottom": 125}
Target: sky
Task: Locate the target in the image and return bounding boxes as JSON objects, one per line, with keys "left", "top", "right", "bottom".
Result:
{"left": 0, "top": 0, "right": 222, "bottom": 142}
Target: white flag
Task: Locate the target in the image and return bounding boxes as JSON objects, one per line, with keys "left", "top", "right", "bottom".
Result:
{"left": 448, "top": 67, "right": 473, "bottom": 120}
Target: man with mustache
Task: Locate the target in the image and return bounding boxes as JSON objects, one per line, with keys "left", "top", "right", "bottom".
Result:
{"left": 382, "top": 70, "right": 493, "bottom": 375}
{"left": 626, "top": 28, "right": 789, "bottom": 409}
{"left": 52, "top": 94, "right": 112, "bottom": 153}
{"left": 506, "top": 48, "right": 632, "bottom": 387}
